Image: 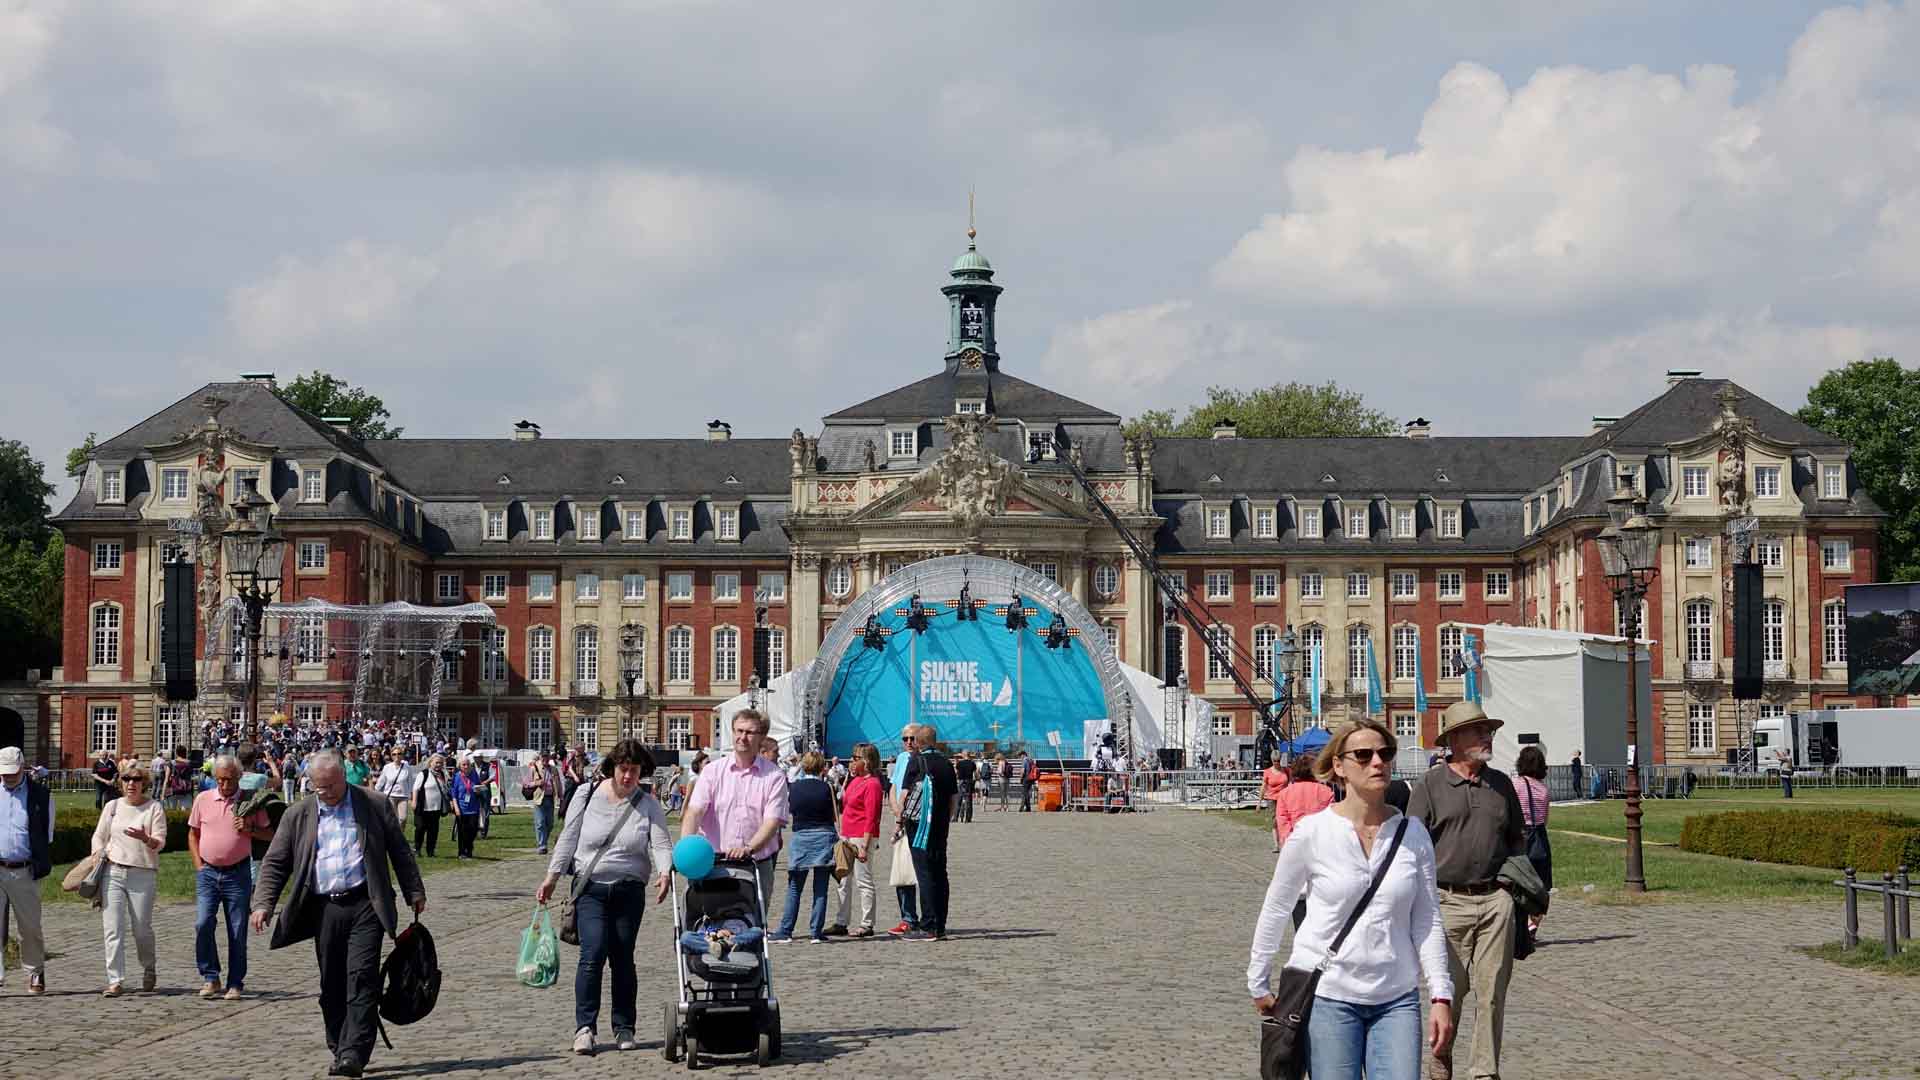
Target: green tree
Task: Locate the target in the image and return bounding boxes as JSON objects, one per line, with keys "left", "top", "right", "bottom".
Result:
{"left": 65, "top": 432, "right": 96, "bottom": 478}
{"left": 1122, "top": 380, "right": 1398, "bottom": 440}
{"left": 279, "top": 371, "right": 404, "bottom": 440}
{"left": 1798, "top": 358, "right": 1920, "bottom": 581}
{"left": 0, "top": 532, "right": 63, "bottom": 678}
{"left": 0, "top": 440, "right": 53, "bottom": 547}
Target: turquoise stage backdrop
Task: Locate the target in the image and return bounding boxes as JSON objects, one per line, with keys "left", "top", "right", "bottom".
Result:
{"left": 820, "top": 601, "right": 1108, "bottom": 757}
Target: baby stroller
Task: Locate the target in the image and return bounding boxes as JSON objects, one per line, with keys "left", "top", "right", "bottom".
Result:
{"left": 664, "top": 860, "right": 782, "bottom": 1068}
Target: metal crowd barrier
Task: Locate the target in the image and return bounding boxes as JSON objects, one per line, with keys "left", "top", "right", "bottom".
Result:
{"left": 1839, "top": 866, "right": 1916, "bottom": 959}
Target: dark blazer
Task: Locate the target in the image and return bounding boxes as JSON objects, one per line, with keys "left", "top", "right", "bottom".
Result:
{"left": 252, "top": 784, "right": 425, "bottom": 950}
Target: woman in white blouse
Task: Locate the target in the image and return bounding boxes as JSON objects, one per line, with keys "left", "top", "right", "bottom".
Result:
{"left": 1248, "top": 718, "right": 1455, "bottom": 1079}
{"left": 91, "top": 765, "right": 168, "bottom": 996}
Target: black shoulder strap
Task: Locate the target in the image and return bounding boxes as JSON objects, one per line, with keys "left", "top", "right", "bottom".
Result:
{"left": 1323, "top": 816, "right": 1410, "bottom": 966}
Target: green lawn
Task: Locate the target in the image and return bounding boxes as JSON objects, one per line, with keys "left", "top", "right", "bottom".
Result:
{"left": 1798, "top": 940, "right": 1920, "bottom": 976}
{"left": 41, "top": 791, "right": 554, "bottom": 906}
{"left": 1551, "top": 787, "right": 1920, "bottom": 846}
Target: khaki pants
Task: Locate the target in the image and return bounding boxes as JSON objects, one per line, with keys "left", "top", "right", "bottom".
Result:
{"left": 833, "top": 837, "right": 877, "bottom": 931}
{"left": 102, "top": 864, "right": 158, "bottom": 985}
{"left": 1431, "top": 889, "right": 1516, "bottom": 1080}
{"left": 0, "top": 864, "right": 46, "bottom": 981}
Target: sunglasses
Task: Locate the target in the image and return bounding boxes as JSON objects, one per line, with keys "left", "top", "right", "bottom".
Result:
{"left": 1340, "top": 747, "right": 1396, "bottom": 766}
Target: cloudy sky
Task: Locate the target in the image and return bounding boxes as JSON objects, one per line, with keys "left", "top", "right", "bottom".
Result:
{"left": 7, "top": 1, "right": 1918, "bottom": 501}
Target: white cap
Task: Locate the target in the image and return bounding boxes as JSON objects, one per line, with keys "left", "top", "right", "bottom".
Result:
{"left": 0, "top": 746, "right": 23, "bottom": 775}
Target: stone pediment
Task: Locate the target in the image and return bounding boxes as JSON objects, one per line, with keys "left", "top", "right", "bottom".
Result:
{"left": 844, "top": 414, "right": 1100, "bottom": 533}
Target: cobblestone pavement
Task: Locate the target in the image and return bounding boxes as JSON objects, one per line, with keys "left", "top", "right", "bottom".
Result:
{"left": 9, "top": 808, "right": 1919, "bottom": 1080}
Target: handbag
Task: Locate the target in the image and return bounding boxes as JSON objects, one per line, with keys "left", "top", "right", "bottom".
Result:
{"left": 828, "top": 784, "right": 857, "bottom": 882}
{"left": 558, "top": 780, "right": 641, "bottom": 946}
{"left": 888, "top": 832, "right": 917, "bottom": 888}
{"left": 63, "top": 853, "right": 107, "bottom": 899}
{"left": 1259, "top": 817, "right": 1408, "bottom": 1080}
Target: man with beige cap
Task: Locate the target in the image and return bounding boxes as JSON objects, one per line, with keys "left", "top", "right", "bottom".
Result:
{"left": 1406, "top": 702, "right": 1526, "bottom": 1080}
{"left": 0, "top": 745, "right": 55, "bottom": 994}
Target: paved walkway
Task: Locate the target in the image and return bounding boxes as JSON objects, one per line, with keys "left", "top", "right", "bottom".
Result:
{"left": 7, "top": 808, "right": 1915, "bottom": 1079}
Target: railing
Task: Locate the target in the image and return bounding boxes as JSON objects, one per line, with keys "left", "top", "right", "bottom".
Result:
{"left": 571, "top": 679, "right": 602, "bottom": 698}
{"left": 1764, "top": 659, "right": 1790, "bottom": 680}
{"left": 1684, "top": 660, "right": 1717, "bottom": 680}
{"left": 1838, "top": 866, "right": 1915, "bottom": 959}
{"left": 1346, "top": 678, "right": 1371, "bottom": 697}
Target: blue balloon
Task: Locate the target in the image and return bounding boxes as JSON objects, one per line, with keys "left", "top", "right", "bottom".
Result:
{"left": 673, "top": 835, "right": 715, "bottom": 879}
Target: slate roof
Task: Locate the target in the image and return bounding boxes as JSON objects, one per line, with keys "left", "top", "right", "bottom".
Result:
{"left": 1152, "top": 437, "right": 1585, "bottom": 495}
{"left": 93, "top": 380, "right": 372, "bottom": 462}
{"left": 1579, "top": 378, "right": 1846, "bottom": 453}
{"left": 824, "top": 369, "right": 1117, "bottom": 422}
{"left": 1152, "top": 495, "right": 1531, "bottom": 554}
{"left": 416, "top": 497, "right": 790, "bottom": 558}
{"left": 373, "top": 439, "right": 791, "bottom": 498}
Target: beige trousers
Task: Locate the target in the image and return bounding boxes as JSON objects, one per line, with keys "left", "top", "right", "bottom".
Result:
{"left": 0, "top": 864, "right": 46, "bottom": 980}
{"left": 1430, "top": 889, "right": 1517, "bottom": 1080}
{"left": 833, "top": 837, "right": 877, "bottom": 931}
{"left": 102, "top": 863, "right": 158, "bottom": 985}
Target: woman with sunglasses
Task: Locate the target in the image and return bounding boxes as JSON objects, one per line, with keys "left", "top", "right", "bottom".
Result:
{"left": 91, "top": 766, "right": 168, "bottom": 996}
{"left": 1248, "top": 718, "right": 1454, "bottom": 1079}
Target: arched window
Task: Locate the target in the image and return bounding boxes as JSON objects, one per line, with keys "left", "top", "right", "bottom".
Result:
{"left": 1392, "top": 625, "right": 1418, "bottom": 680}
{"left": 714, "top": 626, "right": 740, "bottom": 683}
{"left": 1253, "top": 625, "right": 1277, "bottom": 680}
{"left": 1685, "top": 600, "right": 1713, "bottom": 665}
{"left": 296, "top": 616, "right": 325, "bottom": 665}
{"left": 1206, "top": 624, "right": 1233, "bottom": 682}
{"left": 668, "top": 626, "right": 693, "bottom": 683}
{"left": 1300, "top": 624, "right": 1325, "bottom": 683}
{"left": 1439, "top": 625, "right": 1464, "bottom": 677}
{"left": 481, "top": 626, "right": 508, "bottom": 683}
{"left": 528, "top": 626, "right": 554, "bottom": 682}
{"left": 1347, "top": 624, "right": 1371, "bottom": 684}
{"left": 826, "top": 562, "right": 852, "bottom": 599}
{"left": 1093, "top": 562, "right": 1119, "bottom": 599}
{"left": 91, "top": 603, "right": 121, "bottom": 667}
{"left": 1824, "top": 602, "right": 1847, "bottom": 666}
{"left": 1762, "top": 601, "right": 1785, "bottom": 666}
{"left": 575, "top": 625, "right": 599, "bottom": 682}
{"left": 767, "top": 627, "right": 787, "bottom": 680}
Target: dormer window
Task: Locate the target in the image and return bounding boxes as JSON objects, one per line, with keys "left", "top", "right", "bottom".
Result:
{"left": 1392, "top": 506, "right": 1415, "bottom": 539}
{"left": 1347, "top": 506, "right": 1368, "bottom": 538}
{"left": 1205, "top": 505, "right": 1231, "bottom": 540}
{"left": 888, "top": 429, "right": 917, "bottom": 459}
{"left": 485, "top": 508, "right": 507, "bottom": 541}
{"left": 577, "top": 502, "right": 599, "bottom": 542}
{"left": 1438, "top": 506, "right": 1462, "bottom": 539}
{"left": 1299, "top": 506, "right": 1322, "bottom": 539}
{"left": 1253, "top": 506, "right": 1276, "bottom": 539}
{"left": 670, "top": 506, "right": 693, "bottom": 541}
{"left": 532, "top": 506, "right": 554, "bottom": 541}
{"left": 301, "top": 467, "right": 324, "bottom": 503}
{"left": 162, "top": 468, "right": 190, "bottom": 502}
{"left": 1821, "top": 462, "right": 1845, "bottom": 500}
{"left": 956, "top": 399, "right": 987, "bottom": 415}
{"left": 99, "top": 467, "right": 124, "bottom": 504}
{"left": 1028, "top": 430, "right": 1055, "bottom": 462}
{"left": 715, "top": 505, "right": 740, "bottom": 542}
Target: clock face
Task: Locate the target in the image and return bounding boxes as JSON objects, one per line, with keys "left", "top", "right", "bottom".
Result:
{"left": 959, "top": 348, "right": 984, "bottom": 370}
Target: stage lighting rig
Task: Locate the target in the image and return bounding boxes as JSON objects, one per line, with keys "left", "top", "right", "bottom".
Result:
{"left": 861, "top": 614, "right": 890, "bottom": 651}
{"left": 905, "top": 593, "right": 932, "bottom": 634}
{"left": 1043, "top": 612, "right": 1076, "bottom": 650}
{"left": 999, "top": 596, "right": 1031, "bottom": 633}
{"left": 956, "top": 581, "right": 978, "bottom": 622}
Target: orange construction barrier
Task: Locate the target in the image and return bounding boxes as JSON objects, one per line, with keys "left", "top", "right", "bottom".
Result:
{"left": 1036, "top": 773, "right": 1065, "bottom": 812}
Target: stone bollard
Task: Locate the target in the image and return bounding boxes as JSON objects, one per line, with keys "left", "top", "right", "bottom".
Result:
{"left": 1844, "top": 868, "right": 1859, "bottom": 949}
{"left": 1885, "top": 872, "right": 1901, "bottom": 961}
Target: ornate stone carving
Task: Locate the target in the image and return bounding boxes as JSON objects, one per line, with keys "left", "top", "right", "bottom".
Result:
{"left": 1125, "top": 431, "right": 1155, "bottom": 474}
{"left": 900, "top": 413, "right": 1020, "bottom": 534}
{"left": 816, "top": 481, "right": 857, "bottom": 506}
{"left": 789, "top": 428, "right": 810, "bottom": 476}
{"left": 862, "top": 439, "right": 879, "bottom": 471}
{"left": 1713, "top": 385, "right": 1754, "bottom": 518}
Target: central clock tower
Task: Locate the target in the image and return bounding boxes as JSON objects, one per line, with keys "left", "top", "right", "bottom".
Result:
{"left": 943, "top": 226, "right": 1003, "bottom": 373}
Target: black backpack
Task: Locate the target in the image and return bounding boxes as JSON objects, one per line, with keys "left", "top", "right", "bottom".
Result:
{"left": 380, "top": 917, "right": 442, "bottom": 1030}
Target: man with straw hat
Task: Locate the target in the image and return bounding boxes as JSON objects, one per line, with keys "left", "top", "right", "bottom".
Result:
{"left": 1407, "top": 701, "right": 1526, "bottom": 1080}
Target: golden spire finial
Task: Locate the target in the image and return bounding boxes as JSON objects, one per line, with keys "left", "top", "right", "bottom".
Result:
{"left": 967, "top": 189, "right": 977, "bottom": 242}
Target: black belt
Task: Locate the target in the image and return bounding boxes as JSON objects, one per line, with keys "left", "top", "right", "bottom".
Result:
{"left": 321, "top": 883, "right": 368, "bottom": 903}
{"left": 1437, "top": 881, "right": 1501, "bottom": 896}
{"left": 206, "top": 858, "right": 250, "bottom": 872}
{"left": 0, "top": 859, "right": 29, "bottom": 869}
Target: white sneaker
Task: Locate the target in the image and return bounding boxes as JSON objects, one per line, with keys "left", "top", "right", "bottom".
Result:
{"left": 615, "top": 1030, "right": 639, "bottom": 1051}
{"left": 572, "top": 1027, "right": 594, "bottom": 1055}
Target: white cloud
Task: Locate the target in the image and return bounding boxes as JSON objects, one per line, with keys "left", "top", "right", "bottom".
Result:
{"left": 226, "top": 240, "right": 439, "bottom": 352}
{"left": 1039, "top": 300, "right": 1306, "bottom": 410}
{"left": 0, "top": 0, "right": 70, "bottom": 171}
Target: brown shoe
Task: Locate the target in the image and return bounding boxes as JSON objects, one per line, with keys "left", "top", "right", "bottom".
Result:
{"left": 142, "top": 969, "right": 157, "bottom": 993}
{"left": 224, "top": 987, "right": 244, "bottom": 1001}
{"left": 27, "top": 973, "right": 44, "bottom": 995}
{"left": 199, "top": 980, "right": 222, "bottom": 999}
{"left": 103, "top": 983, "right": 124, "bottom": 998}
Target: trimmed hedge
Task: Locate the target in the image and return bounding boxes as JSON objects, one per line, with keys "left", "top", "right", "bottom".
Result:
{"left": 1679, "top": 809, "right": 1920, "bottom": 873}
{"left": 51, "top": 802, "right": 191, "bottom": 865}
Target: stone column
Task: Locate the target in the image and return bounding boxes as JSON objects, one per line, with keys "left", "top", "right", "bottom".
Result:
{"left": 791, "top": 553, "right": 822, "bottom": 668}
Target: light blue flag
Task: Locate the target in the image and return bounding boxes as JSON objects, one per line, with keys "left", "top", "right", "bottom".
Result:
{"left": 1461, "top": 632, "right": 1482, "bottom": 704}
{"left": 1366, "top": 637, "right": 1385, "bottom": 716}
{"left": 1414, "top": 628, "right": 1429, "bottom": 715}
{"left": 1309, "top": 645, "right": 1322, "bottom": 720}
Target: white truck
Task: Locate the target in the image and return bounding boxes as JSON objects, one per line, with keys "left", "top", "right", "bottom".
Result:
{"left": 1752, "top": 708, "right": 1920, "bottom": 773}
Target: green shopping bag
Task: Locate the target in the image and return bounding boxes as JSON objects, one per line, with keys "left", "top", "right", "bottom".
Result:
{"left": 516, "top": 905, "right": 559, "bottom": 988}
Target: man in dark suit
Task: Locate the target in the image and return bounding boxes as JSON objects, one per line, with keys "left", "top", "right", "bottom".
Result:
{"left": 899, "top": 725, "right": 960, "bottom": 941}
{"left": 251, "top": 750, "right": 425, "bottom": 1078}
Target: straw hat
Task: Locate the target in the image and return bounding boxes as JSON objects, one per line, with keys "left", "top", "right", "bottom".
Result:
{"left": 1437, "top": 701, "right": 1503, "bottom": 740}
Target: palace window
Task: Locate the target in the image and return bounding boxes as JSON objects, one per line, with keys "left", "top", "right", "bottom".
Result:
{"left": 1439, "top": 625, "right": 1463, "bottom": 677}
{"left": 486, "top": 509, "right": 507, "bottom": 540}
{"left": 576, "top": 572, "right": 600, "bottom": 601}
{"left": 528, "top": 715, "right": 552, "bottom": 752}
{"left": 625, "top": 509, "right": 645, "bottom": 540}
{"left": 1205, "top": 571, "right": 1231, "bottom": 601}
{"left": 528, "top": 627, "right": 554, "bottom": 682}
{"left": 303, "top": 468, "right": 324, "bottom": 503}
{"left": 529, "top": 573, "right": 555, "bottom": 602}
{"left": 716, "top": 507, "right": 739, "bottom": 541}
{"left": 1347, "top": 507, "right": 1368, "bottom": 538}
{"left": 577, "top": 503, "right": 599, "bottom": 541}
{"left": 1207, "top": 506, "right": 1231, "bottom": 540}
{"left": 1763, "top": 601, "right": 1785, "bottom": 665}
{"left": 91, "top": 705, "right": 119, "bottom": 755}
{"left": 1757, "top": 536, "right": 1783, "bottom": 569}
{"left": 1393, "top": 506, "right": 1415, "bottom": 539}
{"left": 1821, "top": 538, "right": 1852, "bottom": 571}
{"left": 1685, "top": 537, "right": 1713, "bottom": 570}
{"left": 623, "top": 574, "right": 647, "bottom": 601}
{"left": 437, "top": 573, "right": 462, "bottom": 601}
{"left": 1824, "top": 602, "right": 1847, "bottom": 665}
{"left": 1390, "top": 571, "right": 1416, "bottom": 600}
{"left": 1393, "top": 625, "right": 1418, "bottom": 680}
{"left": 1347, "top": 625, "right": 1372, "bottom": 682}
{"left": 1437, "top": 507, "right": 1461, "bottom": 538}
{"left": 1093, "top": 563, "right": 1119, "bottom": 599}
{"left": 1686, "top": 601, "right": 1714, "bottom": 664}
{"left": 826, "top": 563, "right": 852, "bottom": 598}
{"left": 482, "top": 627, "right": 508, "bottom": 683}
{"left": 575, "top": 626, "right": 600, "bottom": 683}
{"left": 1252, "top": 572, "right": 1278, "bottom": 601}
{"left": 298, "top": 540, "right": 328, "bottom": 571}
{"left": 1822, "top": 463, "right": 1845, "bottom": 499}
{"left": 94, "top": 540, "right": 122, "bottom": 572}
{"left": 1754, "top": 466, "right": 1781, "bottom": 499}
{"left": 767, "top": 627, "right": 787, "bottom": 680}
{"left": 890, "top": 429, "right": 917, "bottom": 458}
{"left": 100, "top": 468, "right": 123, "bottom": 503}
{"left": 533, "top": 507, "right": 553, "bottom": 541}
{"left": 1300, "top": 507, "right": 1322, "bottom": 539}
{"left": 1437, "top": 570, "right": 1463, "bottom": 601}
{"left": 668, "top": 626, "right": 693, "bottom": 682}
{"left": 667, "top": 714, "right": 691, "bottom": 750}
{"left": 1485, "top": 570, "right": 1511, "bottom": 600}
{"left": 714, "top": 573, "right": 741, "bottom": 602}
{"left": 1299, "top": 572, "right": 1323, "bottom": 600}
{"left": 1688, "top": 704, "right": 1717, "bottom": 752}
{"left": 1254, "top": 625, "right": 1277, "bottom": 680}
{"left": 714, "top": 626, "right": 740, "bottom": 683}
{"left": 670, "top": 508, "right": 693, "bottom": 541}
{"left": 483, "top": 573, "right": 509, "bottom": 601}
{"left": 1345, "top": 571, "right": 1369, "bottom": 599}
{"left": 1206, "top": 624, "right": 1233, "bottom": 682}
{"left": 91, "top": 604, "right": 121, "bottom": 667}
{"left": 162, "top": 468, "right": 190, "bottom": 501}
{"left": 668, "top": 573, "right": 694, "bottom": 601}
{"left": 1253, "top": 507, "right": 1276, "bottom": 538}
{"left": 759, "top": 573, "right": 786, "bottom": 602}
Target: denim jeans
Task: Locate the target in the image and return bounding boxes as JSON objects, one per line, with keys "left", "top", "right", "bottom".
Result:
{"left": 894, "top": 885, "right": 919, "bottom": 928}
{"left": 195, "top": 862, "right": 251, "bottom": 989}
{"left": 1307, "top": 989, "right": 1422, "bottom": 1080}
{"left": 573, "top": 879, "right": 647, "bottom": 1035}
{"left": 776, "top": 867, "right": 832, "bottom": 939}
{"left": 533, "top": 798, "right": 554, "bottom": 851}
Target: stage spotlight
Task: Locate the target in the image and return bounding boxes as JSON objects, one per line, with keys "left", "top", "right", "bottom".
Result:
{"left": 861, "top": 615, "right": 887, "bottom": 651}
{"left": 958, "top": 581, "right": 976, "bottom": 622}
{"left": 906, "top": 593, "right": 931, "bottom": 635}
{"left": 1004, "top": 596, "right": 1028, "bottom": 633}
{"left": 1045, "top": 612, "right": 1072, "bottom": 650}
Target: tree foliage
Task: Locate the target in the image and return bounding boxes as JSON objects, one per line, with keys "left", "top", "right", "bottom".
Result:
{"left": 0, "top": 440, "right": 54, "bottom": 547}
{"left": 1798, "top": 358, "right": 1920, "bottom": 581}
{"left": 0, "top": 532, "right": 63, "bottom": 678}
{"left": 1122, "top": 380, "right": 1398, "bottom": 441}
{"left": 65, "top": 432, "right": 96, "bottom": 479}
{"left": 279, "top": 371, "right": 404, "bottom": 440}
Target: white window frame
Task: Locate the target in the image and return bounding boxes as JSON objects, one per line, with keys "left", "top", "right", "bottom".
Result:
{"left": 1345, "top": 571, "right": 1369, "bottom": 599}
{"left": 295, "top": 616, "right": 325, "bottom": 665}
{"left": 1393, "top": 506, "right": 1415, "bottom": 539}
{"left": 622, "top": 573, "right": 647, "bottom": 602}
{"left": 302, "top": 467, "right": 324, "bottom": 503}
{"left": 1093, "top": 563, "right": 1120, "bottom": 599}
{"left": 298, "top": 540, "right": 328, "bottom": 572}
{"left": 759, "top": 572, "right": 786, "bottom": 602}
{"left": 1757, "top": 536, "right": 1784, "bottom": 570}
{"left": 99, "top": 467, "right": 124, "bottom": 504}
{"left": 1688, "top": 703, "right": 1717, "bottom": 752}
{"left": 1686, "top": 600, "right": 1714, "bottom": 664}
{"left": 955, "top": 398, "right": 987, "bottom": 415}
{"left": 528, "top": 572, "right": 556, "bottom": 602}
{"left": 1392, "top": 624, "right": 1418, "bottom": 680}
{"left": 437, "top": 572, "right": 462, "bottom": 601}
{"left": 667, "top": 626, "right": 693, "bottom": 684}
{"left": 1485, "top": 570, "right": 1511, "bottom": 600}
{"left": 525, "top": 714, "right": 553, "bottom": 752}
{"left": 1683, "top": 465, "right": 1710, "bottom": 499}
{"left": 1300, "top": 506, "right": 1322, "bottom": 540}
{"left": 1030, "top": 561, "right": 1059, "bottom": 583}
{"left": 483, "top": 573, "right": 509, "bottom": 602}
{"left": 1205, "top": 570, "right": 1232, "bottom": 601}
{"left": 1821, "top": 463, "right": 1845, "bottom": 499}
{"left": 767, "top": 627, "right": 788, "bottom": 680}
{"left": 161, "top": 467, "right": 190, "bottom": 502}
{"left": 1390, "top": 571, "right": 1417, "bottom": 601}
{"left": 532, "top": 506, "right": 553, "bottom": 541}
{"left": 1206, "top": 505, "right": 1231, "bottom": 540}
{"left": 713, "top": 625, "right": 740, "bottom": 683}
{"left": 716, "top": 506, "right": 740, "bottom": 542}
{"left": 485, "top": 508, "right": 508, "bottom": 541}
{"left": 157, "top": 704, "right": 186, "bottom": 756}
{"left": 1252, "top": 571, "right": 1279, "bottom": 601}
{"left": 670, "top": 507, "right": 693, "bottom": 542}
{"left": 1437, "top": 570, "right": 1464, "bottom": 601}
{"left": 888, "top": 428, "right": 918, "bottom": 459}
{"left": 575, "top": 572, "right": 600, "bottom": 602}
{"left": 1437, "top": 506, "right": 1461, "bottom": 539}
{"left": 1212, "top": 713, "right": 1233, "bottom": 737}
{"left": 667, "top": 572, "right": 694, "bottom": 602}
{"left": 1253, "top": 506, "right": 1276, "bottom": 539}
{"left": 1439, "top": 625, "right": 1464, "bottom": 678}
{"left": 482, "top": 627, "right": 509, "bottom": 684}
{"left": 90, "top": 704, "right": 119, "bottom": 755}
{"left": 93, "top": 539, "right": 123, "bottom": 573}
{"left": 1346, "top": 507, "right": 1368, "bottom": 538}
{"left": 573, "top": 711, "right": 600, "bottom": 752}
{"left": 1393, "top": 713, "right": 1419, "bottom": 747}
{"left": 1685, "top": 537, "right": 1713, "bottom": 570}
{"left": 667, "top": 714, "right": 692, "bottom": 750}
{"left": 1347, "top": 624, "right": 1371, "bottom": 682}
{"left": 1753, "top": 465, "right": 1781, "bottom": 500}
{"left": 527, "top": 626, "right": 555, "bottom": 683}
{"left": 1821, "top": 538, "right": 1852, "bottom": 572}
{"left": 1299, "top": 571, "right": 1324, "bottom": 601}
{"left": 826, "top": 562, "right": 852, "bottom": 599}
{"left": 1206, "top": 624, "right": 1233, "bottom": 683}
{"left": 91, "top": 603, "right": 122, "bottom": 667}
{"left": 1252, "top": 625, "right": 1277, "bottom": 680}
{"left": 624, "top": 508, "right": 646, "bottom": 541}
{"left": 574, "top": 625, "right": 600, "bottom": 683}
{"left": 1824, "top": 602, "right": 1847, "bottom": 666}
{"left": 1763, "top": 600, "right": 1785, "bottom": 665}
{"left": 714, "top": 572, "right": 741, "bottom": 602}
{"left": 577, "top": 502, "right": 600, "bottom": 541}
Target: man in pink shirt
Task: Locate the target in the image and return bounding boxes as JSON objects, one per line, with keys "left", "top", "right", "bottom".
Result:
{"left": 187, "top": 756, "right": 273, "bottom": 1000}
{"left": 681, "top": 708, "right": 790, "bottom": 911}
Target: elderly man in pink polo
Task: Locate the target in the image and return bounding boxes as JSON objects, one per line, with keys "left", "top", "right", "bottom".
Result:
{"left": 681, "top": 707, "right": 790, "bottom": 911}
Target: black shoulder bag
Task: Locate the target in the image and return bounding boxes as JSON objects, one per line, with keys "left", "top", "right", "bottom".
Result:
{"left": 1260, "top": 816, "right": 1409, "bottom": 1080}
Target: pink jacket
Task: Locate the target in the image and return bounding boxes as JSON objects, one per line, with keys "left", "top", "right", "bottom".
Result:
{"left": 1274, "top": 780, "right": 1335, "bottom": 848}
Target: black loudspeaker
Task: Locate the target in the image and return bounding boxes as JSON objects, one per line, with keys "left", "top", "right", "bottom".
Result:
{"left": 751, "top": 626, "right": 771, "bottom": 687}
{"left": 163, "top": 561, "right": 198, "bottom": 701}
{"left": 1162, "top": 623, "right": 1183, "bottom": 683}
{"left": 188, "top": 747, "right": 205, "bottom": 771}
{"left": 1732, "top": 564, "right": 1762, "bottom": 700}
{"left": 1156, "top": 748, "right": 1185, "bottom": 770}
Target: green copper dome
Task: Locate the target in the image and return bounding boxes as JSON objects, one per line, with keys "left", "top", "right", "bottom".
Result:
{"left": 951, "top": 240, "right": 993, "bottom": 276}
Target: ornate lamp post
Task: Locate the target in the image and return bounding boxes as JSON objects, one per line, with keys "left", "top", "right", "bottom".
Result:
{"left": 1597, "top": 473, "right": 1661, "bottom": 894}
{"left": 619, "top": 622, "right": 647, "bottom": 743}
{"left": 223, "top": 484, "right": 285, "bottom": 744}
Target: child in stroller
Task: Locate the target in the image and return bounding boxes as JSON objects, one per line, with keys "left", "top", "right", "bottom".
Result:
{"left": 665, "top": 863, "right": 781, "bottom": 1067}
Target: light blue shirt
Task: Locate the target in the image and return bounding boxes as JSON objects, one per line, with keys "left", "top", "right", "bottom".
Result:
{"left": 0, "top": 780, "right": 32, "bottom": 862}
{"left": 313, "top": 788, "right": 368, "bottom": 895}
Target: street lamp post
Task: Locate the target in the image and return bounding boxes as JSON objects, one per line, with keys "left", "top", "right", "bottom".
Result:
{"left": 619, "top": 622, "right": 647, "bottom": 743}
{"left": 223, "top": 484, "right": 285, "bottom": 745}
{"left": 1597, "top": 472, "right": 1662, "bottom": 894}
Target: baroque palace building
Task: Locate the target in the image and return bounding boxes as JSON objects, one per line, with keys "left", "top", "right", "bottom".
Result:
{"left": 39, "top": 233, "right": 1885, "bottom": 769}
